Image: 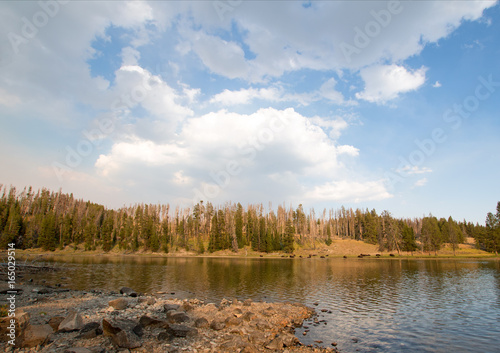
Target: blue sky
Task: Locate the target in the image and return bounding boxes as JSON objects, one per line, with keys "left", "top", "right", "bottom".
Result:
{"left": 0, "top": 1, "right": 499, "bottom": 223}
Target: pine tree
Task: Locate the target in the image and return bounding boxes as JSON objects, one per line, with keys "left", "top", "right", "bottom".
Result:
{"left": 208, "top": 211, "right": 219, "bottom": 253}
{"left": 235, "top": 203, "right": 244, "bottom": 248}
{"left": 283, "top": 219, "right": 295, "bottom": 253}
{"left": 38, "top": 212, "right": 57, "bottom": 251}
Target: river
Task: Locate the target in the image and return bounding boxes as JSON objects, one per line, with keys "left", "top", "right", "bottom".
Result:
{"left": 26, "top": 255, "right": 500, "bottom": 352}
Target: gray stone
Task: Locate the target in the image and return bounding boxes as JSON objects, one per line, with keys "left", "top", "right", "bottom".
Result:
{"left": 139, "top": 315, "right": 169, "bottom": 329}
{"left": 157, "top": 330, "right": 172, "bottom": 341}
{"left": 167, "top": 311, "right": 190, "bottom": 323}
{"left": 76, "top": 322, "right": 102, "bottom": 339}
{"left": 58, "top": 311, "right": 84, "bottom": 332}
{"left": 102, "top": 319, "right": 142, "bottom": 349}
{"left": 163, "top": 303, "right": 180, "bottom": 312}
{"left": 167, "top": 324, "right": 198, "bottom": 338}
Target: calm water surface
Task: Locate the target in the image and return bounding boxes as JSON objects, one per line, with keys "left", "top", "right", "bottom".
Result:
{"left": 28, "top": 256, "right": 500, "bottom": 353}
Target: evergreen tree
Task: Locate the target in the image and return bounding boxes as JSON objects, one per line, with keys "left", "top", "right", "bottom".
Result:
{"left": 38, "top": 212, "right": 57, "bottom": 251}
{"left": 235, "top": 203, "right": 244, "bottom": 248}
{"left": 401, "top": 223, "right": 418, "bottom": 254}
{"left": 283, "top": 219, "right": 295, "bottom": 253}
{"left": 208, "top": 211, "right": 219, "bottom": 253}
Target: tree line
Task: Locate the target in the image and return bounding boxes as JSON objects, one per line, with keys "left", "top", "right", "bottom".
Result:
{"left": 0, "top": 185, "right": 498, "bottom": 255}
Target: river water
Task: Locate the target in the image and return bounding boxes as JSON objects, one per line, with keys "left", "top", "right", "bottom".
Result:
{"left": 28, "top": 256, "right": 500, "bottom": 352}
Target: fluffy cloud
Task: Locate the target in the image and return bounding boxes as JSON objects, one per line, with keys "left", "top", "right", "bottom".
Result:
{"left": 355, "top": 64, "right": 427, "bottom": 104}
{"left": 95, "top": 108, "right": 388, "bottom": 204}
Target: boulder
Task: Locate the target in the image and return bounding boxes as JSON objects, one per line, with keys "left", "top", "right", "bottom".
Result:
{"left": 102, "top": 319, "right": 142, "bottom": 349}
{"left": 119, "top": 287, "right": 138, "bottom": 297}
{"left": 0, "top": 311, "right": 29, "bottom": 343}
{"left": 163, "top": 303, "right": 180, "bottom": 312}
{"left": 109, "top": 298, "right": 128, "bottom": 310}
{"left": 167, "top": 324, "right": 198, "bottom": 338}
{"left": 210, "top": 320, "right": 225, "bottom": 331}
{"left": 22, "top": 324, "right": 53, "bottom": 348}
{"left": 76, "top": 322, "right": 102, "bottom": 339}
{"left": 139, "top": 315, "right": 169, "bottom": 329}
{"left": 193, "top": 317, "right": 209, "bottom": 328}
{"left": 265, "top": 336, "right": 284, "bottom": 350}
{"left": 157, "top": 330, "right": 172, "bottom": 341}
{"left": 167, "top": 311, "right": 190, "bottom": 323}
{"left": 58, "top": 311, "right": 84, "bottom": 332}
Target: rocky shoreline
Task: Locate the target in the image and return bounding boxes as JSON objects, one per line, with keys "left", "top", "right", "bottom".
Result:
{"left": 0, "top": 284, "right": 338, "bottom": 353}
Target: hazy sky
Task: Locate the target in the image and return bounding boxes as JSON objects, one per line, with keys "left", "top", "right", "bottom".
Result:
{"left": 0, "top": 0, "right": 499, "bottom": 223}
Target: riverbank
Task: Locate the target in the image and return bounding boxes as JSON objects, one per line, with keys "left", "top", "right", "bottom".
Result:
{"left": 12, "top": 238, "right": 497, "bottom": 259}
{"left": 0, "top": 280, "right": 337, "bottom": 353}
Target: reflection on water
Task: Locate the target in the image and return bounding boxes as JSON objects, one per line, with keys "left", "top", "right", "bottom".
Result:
{"left": 28, "top": 256, "right": 500, "bottom": 352}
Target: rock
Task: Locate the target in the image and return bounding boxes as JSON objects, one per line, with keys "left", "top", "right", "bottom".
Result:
{"left": 266, "top": 336, "right": 284, "bottom": 350}
{"left": 22, "top": 324, "right": 53, "bottom": 348}
{"left": 58, "top": 311, "right": 84, "bottom": 332}
{"left": 182, "top": 302, "right": 194, "bottom": 311}
{"left": 119, "top": 287, "right": 138, "bottom": 297}
{"left": 33, "top": 287, "right": 52, "bottom": 295}
{"left": 167, "top": 324, "right": 198, "bottom": 338}
{"left": 243, "top": 299, "right": 252, "bottom": 306}
{"left": 76, "top": 322, "right": 102, "bottom": 339}
{"left": 163, "top": 303, "right": 180, "bottom": 312}
{"left": 139, "top": 315, "right": 169, "bottom": 328}
{"left": 157, "top": 330, "right": 172, "bottom": 341}
{"left": 281, "top": 333, "right": 299, "bottom": 346}
{"left": 210, "top": 320, "right": 225, "bottom": 331}
{"left": 48, "top": 316, "right": 65, "bottom": 331}
{"left": 242, "top": 311, "right": 256, "bottom": 321}
{"left": 240, "top": 346, "right": 260, "bottom": 353}
{"left": 194, "top": 317, "right": 209, "bottom": 328}
{"left": 138, "top": 297, "right": 156, "bottom": 305}
{"left": 0, "top": 311, "right": 29, "bottom": 343}
{"left": 225, "top": 316, "right": 242, "bottom": 326}
{"left": 167, "top": 311, "right": 190, "bottom": 323}
{"left": 102, "top": 319, "right": 142, "bottom": 349}
{"left": 109, "top": 298, "right": 129, "bottom": 310}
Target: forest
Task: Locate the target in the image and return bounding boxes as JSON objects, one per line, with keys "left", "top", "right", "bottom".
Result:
{"left": 0, "top": 184, "right": 499, "bottom": 255}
